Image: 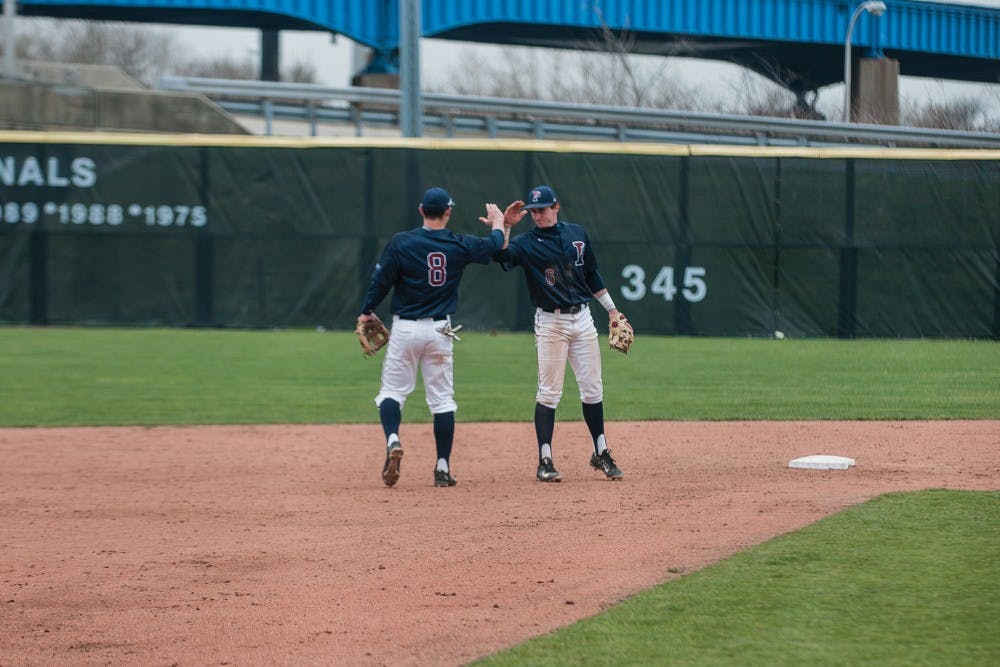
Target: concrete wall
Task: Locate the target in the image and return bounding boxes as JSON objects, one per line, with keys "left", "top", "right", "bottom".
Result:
{"left": 0, "top": 62, "right": 249, "bottom": 134}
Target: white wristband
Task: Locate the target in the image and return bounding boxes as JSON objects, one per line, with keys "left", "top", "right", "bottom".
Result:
{"left": 597, "top": 292, "right": 617, "bottom": 312}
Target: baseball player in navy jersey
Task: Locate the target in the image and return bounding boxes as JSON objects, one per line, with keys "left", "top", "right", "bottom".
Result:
{"left": 497, "top": 185, "right": 625, "bottom": 482}
{"left": 359, "top": 187, "right": 506, "bottom": 488}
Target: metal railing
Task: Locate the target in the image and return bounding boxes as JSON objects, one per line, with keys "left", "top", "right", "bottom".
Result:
{"left": 157, "top": 76, "right": 1000, "bottom": 149}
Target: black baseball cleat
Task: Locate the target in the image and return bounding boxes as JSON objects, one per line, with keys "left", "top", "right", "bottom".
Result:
{"left": 381, "top": 442, "right": 403, "bottom": 487}
{"left": 536, "top": 457, "right": 562, "bottom": 482}
{"left": 433, "top": 469, "right": 457, "bottom": 487}
{"left": 590, "top": 450, "right": 624, "bottom": 480}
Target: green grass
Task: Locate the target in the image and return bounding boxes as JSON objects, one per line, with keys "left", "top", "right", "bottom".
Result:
{"left": 0, "top": 326, "right": 996, "bottom": 426}
{"left": 475, "top": 490, "right": 1000, "bottom": 667}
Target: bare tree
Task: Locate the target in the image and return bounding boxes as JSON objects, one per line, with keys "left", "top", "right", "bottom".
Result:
{"left": 173, "top": 51, "right": 316, "bottom": 83}
{"left": 282, "top": 60, "right": 318, "bottom": 84}
{"left": 586, "top": 17, "right": 651, "bottom": 106}
{"left": 983, "top": 86, "right": 1000, "bottom": 133}
{"left": 3, "top": 18, "right": 316, "bottom": 86}
{"left": 902, "top": 95, "right": 993, "bottom": 131}
{"left": 444, "top": 48, "right": 546, "bottom": 99}
{"left": 11, "top": 19, "right": 175, "bottom": 86}
{"left": 429, "top": 43, "right": 695, "bottom": 111}
{"left": 3, "top": 19, "right": 63, "bottom": 62}
{"left": 720, "top": 70, "right": 799, "bottom": 118}
{"left": 176, "top": 54, "right": 258, "bottom": 81}
{"left": 426, "top": 4, "right": 697, "bottom": 109}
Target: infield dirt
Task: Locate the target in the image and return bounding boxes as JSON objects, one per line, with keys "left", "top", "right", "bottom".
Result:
{"left": 2, "top": 420, "right": 997, "bottom": 665}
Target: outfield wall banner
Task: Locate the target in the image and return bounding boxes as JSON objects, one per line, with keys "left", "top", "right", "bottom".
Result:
{"left": 1, "top": 134, "right": 998, "bottom": 338}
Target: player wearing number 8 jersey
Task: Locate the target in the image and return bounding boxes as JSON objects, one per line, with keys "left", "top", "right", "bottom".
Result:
{"left": 497, "top": 185, "right": 626, "bottom": 482}
{"left": 360, "top": 187, "right": 506, "bottom": 488}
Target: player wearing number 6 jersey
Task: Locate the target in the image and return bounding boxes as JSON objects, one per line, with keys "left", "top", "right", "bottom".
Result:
{"left": 359, "top": 187, "right": 506, "bottom": 488}
{"left": 497, "top": 185, "right": 626, "bottom": 483}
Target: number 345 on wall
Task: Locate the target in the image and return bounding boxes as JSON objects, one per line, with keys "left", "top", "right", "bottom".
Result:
{"left": 619, "top": 264, "right": 708, "bottom": 302}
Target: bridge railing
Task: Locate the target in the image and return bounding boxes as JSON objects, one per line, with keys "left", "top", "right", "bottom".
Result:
{"left": 157, "top": 76, "right": 1000, "bottom": 149}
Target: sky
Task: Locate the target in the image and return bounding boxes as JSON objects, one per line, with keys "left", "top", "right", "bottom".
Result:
{"left": 160, "top": 0, "right": 1000, "bottom": 120}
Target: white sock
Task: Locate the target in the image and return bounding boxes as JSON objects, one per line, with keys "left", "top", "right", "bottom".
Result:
{"left": 387, "top": 434, "right": 399, "bottom": 448}
{"left": 436, "top": 458, "right": 449, "bottom": 473}
{"left": 540, "top": 443, "right": 552, "bottom": 460}
{"left": 595, "top": 434, "right": 608, "bottom": 455}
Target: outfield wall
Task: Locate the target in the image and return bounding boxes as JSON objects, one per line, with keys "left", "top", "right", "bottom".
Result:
{"left": 1, "top": 132, "right": 998, "bottom": 338}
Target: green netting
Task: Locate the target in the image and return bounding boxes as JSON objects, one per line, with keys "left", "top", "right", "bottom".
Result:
{"left": 1, "top": 142, "right": 997, "bottom": 337}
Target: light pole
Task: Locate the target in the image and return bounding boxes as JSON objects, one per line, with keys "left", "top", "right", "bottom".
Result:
{"left": 3, "top": 0, "right": 16, "bottom": 79}
{"left": 843, "top": 0, "right": 887, "bottom": 123}
{"left": 399, "top": 0, "right": 422, "bottom": 137}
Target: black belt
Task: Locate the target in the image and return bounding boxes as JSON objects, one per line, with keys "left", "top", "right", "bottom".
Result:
{"left": 399, "top": 313, "right": 449, "bottom": 321}
{"left": 540, "top": 304, "right": 585, "bottom": 314}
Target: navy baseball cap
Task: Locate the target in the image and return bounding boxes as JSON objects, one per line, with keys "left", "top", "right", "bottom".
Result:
{"left": 420, "top": 187, "right": 454, "bottom": 214}
{"left": 522, "top": 185, "right": 558, "bottom": 209}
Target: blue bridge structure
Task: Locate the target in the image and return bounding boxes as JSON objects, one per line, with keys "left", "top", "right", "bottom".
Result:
{"left": 18, "top": 0, "right": 1000, "bottom": 99}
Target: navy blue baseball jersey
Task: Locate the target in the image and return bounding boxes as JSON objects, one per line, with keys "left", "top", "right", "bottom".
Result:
{"left": 499, "top": 221, "right": 607, "bottom": 310}
{"left": 362, "top": 227, "right": 504, "bottom": 319}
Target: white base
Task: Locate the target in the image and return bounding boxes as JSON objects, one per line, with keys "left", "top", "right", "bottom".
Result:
{"left": 789, "top": 454, "right": 856, "bottom": 470}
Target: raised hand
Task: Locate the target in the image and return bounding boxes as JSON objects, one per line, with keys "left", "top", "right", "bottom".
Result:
{"left": 479, "top": 202, "right": 505, "bottom": 229}
{"left": 503, "top": 200, "right": 526, "bottom": 228}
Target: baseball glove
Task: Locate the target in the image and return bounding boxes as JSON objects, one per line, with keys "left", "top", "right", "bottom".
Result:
{"left": 355, "top": 314, "right": 390, "bottom": 357}
{"left": 608, "top": 312, "right": 634, "bottom": 354}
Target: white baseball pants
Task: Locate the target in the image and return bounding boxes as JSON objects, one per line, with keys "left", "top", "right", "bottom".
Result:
{"left": 534, "top": 305, "right": 603, "bottom": 408}
{"left": 375, "top": 316, "right": 457, "bottom": 415}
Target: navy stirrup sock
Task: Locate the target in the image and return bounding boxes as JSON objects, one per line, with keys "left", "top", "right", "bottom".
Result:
{"left": 534, "top": 403, "right": 556, "bottom": 457}
{"left": 379, "top": 399, "right": 402, "bottom": 441}
{"left": 433, "top": 411, "right": 455, "bottom": 462}
{"left": 582, "top": 401, "right": 605, "bottom": 449}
